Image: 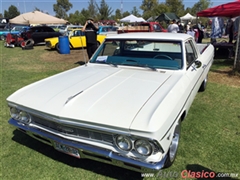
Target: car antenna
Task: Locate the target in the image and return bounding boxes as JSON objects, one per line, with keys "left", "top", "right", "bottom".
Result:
{"left": 79, "top": 30, "right": 87, "bottom": 66}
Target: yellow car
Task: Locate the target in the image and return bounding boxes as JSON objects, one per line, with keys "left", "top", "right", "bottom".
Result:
{"left": 45, "top": 28, "right": 106, "bottom": 51}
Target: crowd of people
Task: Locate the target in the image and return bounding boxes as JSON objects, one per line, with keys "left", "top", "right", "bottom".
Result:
{"left": 167, "top": 19, "right": 204, "bottom": 43}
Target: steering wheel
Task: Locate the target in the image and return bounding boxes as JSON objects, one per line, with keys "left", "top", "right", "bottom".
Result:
{"left": 153, "top": 54, "right": 173, "bottom": 60}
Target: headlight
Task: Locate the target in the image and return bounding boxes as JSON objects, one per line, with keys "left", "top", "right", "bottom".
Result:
{"left": 10, "top": 107, "right": 31, "bottom": 124}
{"left": 134, "top": 139, "right": 153, "bottom": 156}
{"left": 10, "top": 107, "right": 20, "bottom": 119}
{"left": 18, "top": 111, "right": 31, "bottom": 124}
{"left": 115, "top": 135, "right": 132, "bottom": 151}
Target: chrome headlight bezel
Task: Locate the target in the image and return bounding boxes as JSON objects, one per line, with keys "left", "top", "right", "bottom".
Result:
{"left": 114, "top": 134, "right": 162, "bottom": 157}
{"left": 115, "top": 135, "right": 132, "bottom": 151}
{"left": 10, "top": 107, "right": 31, "bottom": 124}
{"left": 134, "top": 139, "right": 153, "bottom": 156}
{"left": 10, "top": 107, "right": 20, "bottom": 119}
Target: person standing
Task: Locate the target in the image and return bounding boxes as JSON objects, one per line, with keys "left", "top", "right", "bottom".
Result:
{"left": 167, "top": 19, "right": 179, "bottom": 33}
{"left": 225, "top": 18, "right": 234, "bottom": 43}
{"left": 187, "top": 27, "right": 196, "bottom": 41}
{"left": 82, "top": 17, "right": 99, "bottom": 59}
{"left": 197, "top": 21, "right": 204, "bottom": 43}
{"left": 177, "top": 21, "right": 184, "bottom": 33}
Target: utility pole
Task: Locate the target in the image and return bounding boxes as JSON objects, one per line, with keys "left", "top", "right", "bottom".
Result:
{"left": 121, "top": 0, "right": 123, "bottom": 15}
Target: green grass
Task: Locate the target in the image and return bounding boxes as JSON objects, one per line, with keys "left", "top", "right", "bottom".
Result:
{"left": 1, "top": 41, "right": 240, "bottom": 180}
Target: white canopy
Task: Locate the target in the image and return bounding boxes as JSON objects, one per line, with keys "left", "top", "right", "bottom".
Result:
{"left": 180, "top": 13, "right": 197, "bottom": 21}
{"left": 120, "top": 14, "right": 146, "bottom": 23}
{"left": 9, "top": 11, "right": 67, "bottom": 25}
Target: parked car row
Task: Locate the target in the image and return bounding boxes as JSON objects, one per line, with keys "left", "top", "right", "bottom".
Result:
{"left": 4, "top": 25, "right": 107, "bottom": 51}
{"left": 20, "top": 26, "right": 62, "bottom": 45}
{"left": 0, "top": 25, "right": 29, "bottom": 40}
{"left": 45, "top": 28, "right": 106, "bottom": 51}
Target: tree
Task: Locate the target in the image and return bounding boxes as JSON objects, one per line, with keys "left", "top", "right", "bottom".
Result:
{"left": 131, "top": 6, "right": 141, "bottom": 17}
{"left": 190, "top": 0, "right": 212, "bottom": 27}
{"left": 68, "top": 10, "right": 85, "bottom": 25}
{"left": 140, "top": 0, "right": 159, "bottom": 20}
{"left": 191, "top": 0, "right": 211, "bottom": 16}
{"left": 53, "top": 0, "right": 72, "bottom": 19}
{"left": 165, "top": 0, "right": 185, "bottom": 17}
{"left": 4, "top": 5, "right": 20, "bottom": 19}
{"left": 33, "top": 7, "right": 49, "bottom": 14}
{"left": 152, "top": 3, "right": 169, "bottom": 22}
{"left": 115, "top": 9, "right": 122, "bottom": 20}
{"left": 122, "top": 11, "right": 131, "bottom": 18}
{"left": 96, "top": 0, "right": 113, "bottom": 20}
{"left": 80, "top": 8, "right": 91, "bottom": 22}
{"left": 88, "top": 0, "right": 98, "bottom": 19}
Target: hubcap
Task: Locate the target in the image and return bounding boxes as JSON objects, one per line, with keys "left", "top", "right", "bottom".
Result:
{"left": 169, "top": 122, "right": 180, "bottom": 162}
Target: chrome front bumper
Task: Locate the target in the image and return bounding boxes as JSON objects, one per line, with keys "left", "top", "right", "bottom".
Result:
{"left": 9, "top": 118, "right": 167, "bottom": 172}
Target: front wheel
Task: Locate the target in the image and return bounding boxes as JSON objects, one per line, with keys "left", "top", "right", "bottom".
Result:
{"left": 164, "top": 120, "right": 181, "bottom": 168}
{"left": 199, "top": 75, "right": 208, "bottom": 92}
{"left": 55, "top": 43, "right": 60, "bottom": 52}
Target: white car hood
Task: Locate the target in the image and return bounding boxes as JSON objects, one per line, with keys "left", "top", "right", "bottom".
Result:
{"left": 7, "top": 64, "right": 177, "bottom": 130}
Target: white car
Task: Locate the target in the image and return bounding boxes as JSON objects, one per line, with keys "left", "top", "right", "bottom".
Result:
{"left": 59, "top": 25, "right": 83, "bottom": 35}
{"left": 7, "top": 32, "right": 214, "bottom": 172}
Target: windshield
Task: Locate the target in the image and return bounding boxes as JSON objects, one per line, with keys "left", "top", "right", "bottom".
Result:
{"left": 90, "top": 39, "right": 183, "bottom": 70}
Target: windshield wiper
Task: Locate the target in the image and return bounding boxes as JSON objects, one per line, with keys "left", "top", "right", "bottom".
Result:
{"left": 139, "top": 65, "right": 157, "bottom": 71}
{"left": 104, "top": 62, "right": 118, "bottom": 67}
{"left": 121, "top": 59, "right": 139, "bottom": 66}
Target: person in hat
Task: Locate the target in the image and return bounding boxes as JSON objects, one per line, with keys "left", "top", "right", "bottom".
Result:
{"left": 82, "top": 17, "right": 99, "bottom": 59}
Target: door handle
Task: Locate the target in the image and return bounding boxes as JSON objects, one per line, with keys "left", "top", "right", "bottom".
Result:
{"left": 202, "top": 64, "right": 207, "bottom": 69}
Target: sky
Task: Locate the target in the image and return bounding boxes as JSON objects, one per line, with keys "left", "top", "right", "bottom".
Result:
{"left": 0, "top": 0, "right": 236, "bottom": 16}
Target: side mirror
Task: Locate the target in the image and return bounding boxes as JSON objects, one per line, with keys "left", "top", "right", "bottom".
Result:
{"left": 195, "top": 60, "right": 202, "bottom": 68}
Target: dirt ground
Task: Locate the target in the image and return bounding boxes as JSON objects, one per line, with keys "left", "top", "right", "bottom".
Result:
{"left": 41, "top": 48, "right": 240, "bottom": 88}
{"left": 209, "top": 67, "right": 240, "bottom": 88}
{"left": 40, "top": 47, "right": 90, "bottom": 65}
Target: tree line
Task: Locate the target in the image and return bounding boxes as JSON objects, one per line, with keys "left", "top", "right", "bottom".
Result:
{"left": 0, "top": 0, "right": 211, "bottom": 25}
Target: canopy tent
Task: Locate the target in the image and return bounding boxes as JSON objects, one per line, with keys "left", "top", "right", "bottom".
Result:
{"left": 197, "top": 0, "right": 240, "bottom": 18}
{"left": 146, "top": 16, "right": 158, "bottom": 22}
{"left": 120, "top": 14, "right": 146, "bottom": 23}
{"left": 9, "top": 11, "right": 67, "bottom": 25}
{"left": 155, "top": 13, "right": 180, "bottom": 22}
{"left": 180, "top": 13, "right": 197, "bottom": 21}
{"left": 197, "top": 0, "right": 240, "bottom": 69}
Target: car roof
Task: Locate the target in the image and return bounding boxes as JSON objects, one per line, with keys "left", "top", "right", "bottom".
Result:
{"left": 106, "top": 32, "right": 192, "bottom": 41}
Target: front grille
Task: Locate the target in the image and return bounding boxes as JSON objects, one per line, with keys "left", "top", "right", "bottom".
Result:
{"left": 32, "top": 115, "right": 114, "bottom": 144}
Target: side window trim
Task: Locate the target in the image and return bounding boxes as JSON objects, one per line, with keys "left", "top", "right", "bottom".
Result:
{"left": 185, "top": 39, "right": 198, "bottom": 69}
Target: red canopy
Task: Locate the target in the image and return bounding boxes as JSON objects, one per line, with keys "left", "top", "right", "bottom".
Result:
{"left": 197, "top": 0, "right": 240, "bottom": 18}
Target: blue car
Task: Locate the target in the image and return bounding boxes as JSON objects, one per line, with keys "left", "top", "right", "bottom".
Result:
{"left": 0, "top": 25, "right": 29, "bottom": 40}
{"left": 97, "top": 25, "right": 118, "bottom": 36}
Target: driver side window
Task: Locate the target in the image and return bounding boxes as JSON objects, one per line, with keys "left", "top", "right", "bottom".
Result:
{"left": 185, "top": 40, "right": 197, "bottom": 67}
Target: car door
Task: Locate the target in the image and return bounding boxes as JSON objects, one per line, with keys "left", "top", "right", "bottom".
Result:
{"left": 185, "top": 39, "right": 205, "bottom": 105}
{"left": 70, "top": 30, "right": 86, "bottom": 48}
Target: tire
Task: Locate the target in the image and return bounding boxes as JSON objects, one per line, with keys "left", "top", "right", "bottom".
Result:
{"left": 164, "top": 120, "right": 181, "bottom": 168}
{"left": 199, "top": 75, "right": 208, "bottom": 92}
{"left": 25, "top": 39, "right": 34, "bottom": 47}
{"left": 55, "top": 43, "right": 60, "bottom": 52}
{"left": 1, "top": 35, "right": 5, "bottom": 41}
{"left": 97, "top": 41, "right": 100, "bottom": 47}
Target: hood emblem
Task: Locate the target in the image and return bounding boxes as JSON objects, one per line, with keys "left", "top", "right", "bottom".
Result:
{"left": 65, "top": 90, "right": 83, "bottom": 105}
